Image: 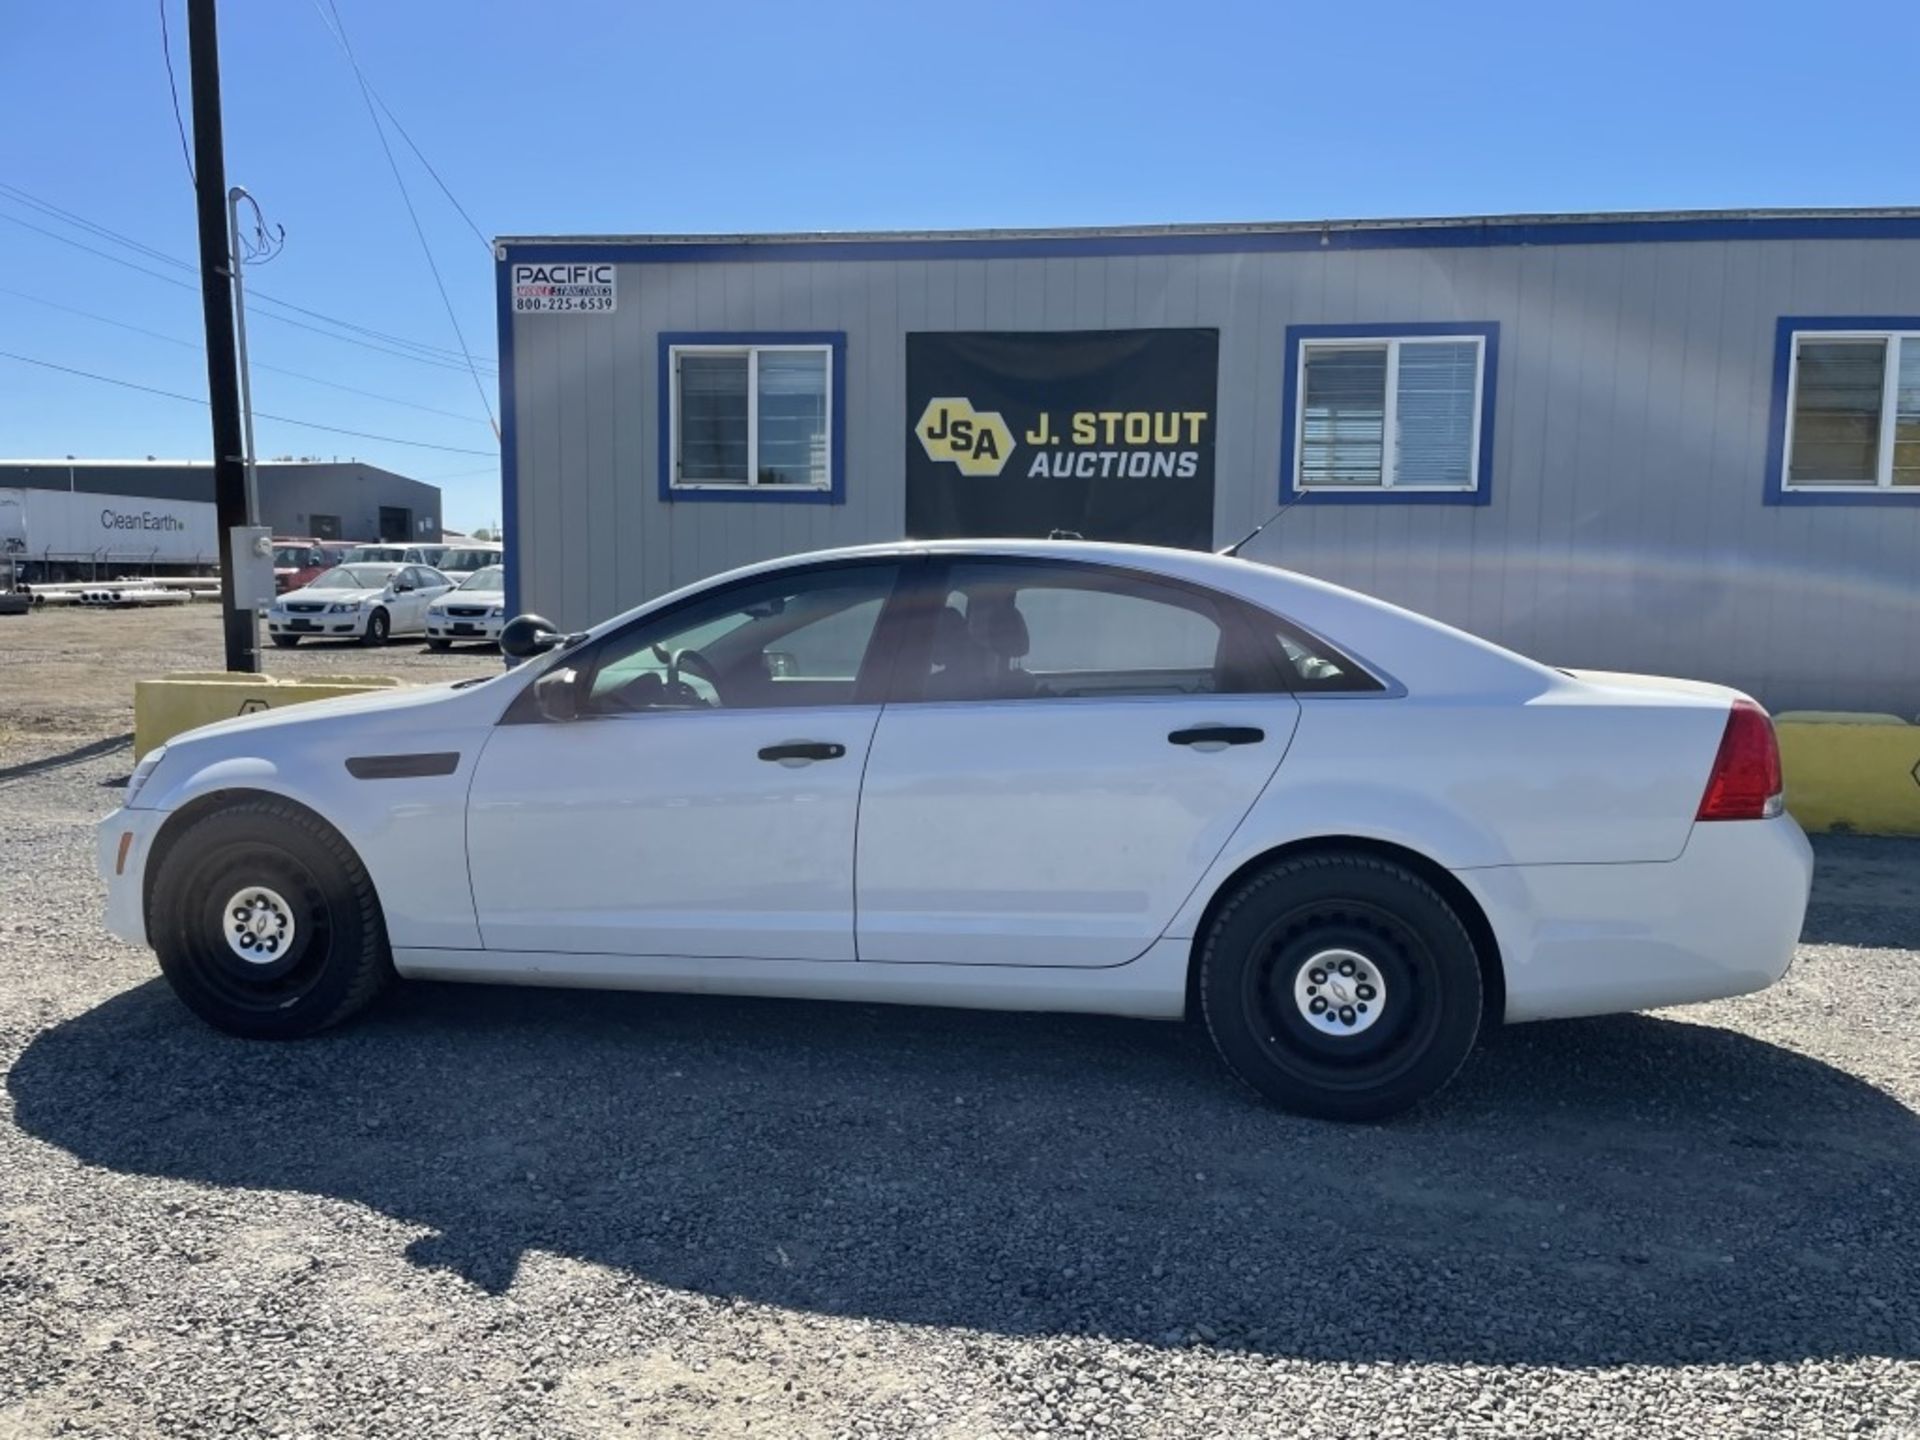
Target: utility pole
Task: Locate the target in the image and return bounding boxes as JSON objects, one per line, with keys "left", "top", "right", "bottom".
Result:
{"left": 186, "top": 0, "right": 257, "bottom": 672}
{"left": 227, "top": 186, "right": 261, "bottom": 524}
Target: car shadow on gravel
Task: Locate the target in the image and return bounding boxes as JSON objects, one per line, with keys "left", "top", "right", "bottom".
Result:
{"left": 11, "top": 979, "right": 1918, "bottom": 1367}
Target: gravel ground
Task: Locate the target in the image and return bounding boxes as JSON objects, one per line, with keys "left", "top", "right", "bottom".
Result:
{"left": 1, "top": 610, "right": 1918, "bottom": 1436}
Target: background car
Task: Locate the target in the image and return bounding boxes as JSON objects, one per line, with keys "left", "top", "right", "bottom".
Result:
{"left": 424, "top": 563, "right": 506, "bottom": 649}
{"left": 100, "top": 541, "right": 1811, "bottom": 1121}
{"left": 340, "top": 543, "right": 409, "bottom": 565}
{"left": 430, "top": 543, "right": 503, "bottom": 584}
{"left": 271, "top": 538, "right": 328, "bottom": 594}
{"left": 264, "top": 561, "right": 452, "bottom": 647}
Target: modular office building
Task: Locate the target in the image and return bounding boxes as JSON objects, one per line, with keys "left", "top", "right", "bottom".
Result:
{"left": 497, "top": 209, "right": 1920, "bottom": 715}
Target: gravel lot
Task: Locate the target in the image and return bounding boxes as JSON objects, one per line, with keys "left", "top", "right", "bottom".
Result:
{"left": 2, "top": 604, "right": 1918, "bottom": 1437}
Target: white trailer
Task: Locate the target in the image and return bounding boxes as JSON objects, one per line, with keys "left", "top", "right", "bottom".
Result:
{"left": 0, "top": 487, "right": 220, "bottom": 580}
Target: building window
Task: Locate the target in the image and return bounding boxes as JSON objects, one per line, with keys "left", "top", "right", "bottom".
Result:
{"left": 1280, "top": 323, "right": 1497, "bottom": 505}
{"left": 1781, "top": 329, "right": 1920, "bottom": 492}
{"left": 663, "top": 335, "right": 844, "bottom": 500}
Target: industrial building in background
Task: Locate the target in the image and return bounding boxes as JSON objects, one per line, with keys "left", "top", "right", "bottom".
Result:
{"left": 0, "top": 459, "right": 442, "bottom": 579}
{"left": 497, "top": 208, "right": 1920, "bottom": 717}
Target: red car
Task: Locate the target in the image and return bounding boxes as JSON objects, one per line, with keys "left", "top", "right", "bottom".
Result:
{"left": 272, "top": 539, "right": 353, "bottom": 593}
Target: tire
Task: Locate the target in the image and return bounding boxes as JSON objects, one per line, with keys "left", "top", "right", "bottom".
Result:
{"left": 270, "top": 634, "right": 299, "bottom": 649}
{"left": 360, "top": 608, "right": 390, "bottom": 646}
{"left": 425, "top": 637, "right": 451, "bottom": 652}
{"left": 1199, "top": 853, "right": 1482, "bottom": 1121}
{"left": 149, "top": 798, "right": 393, "bottom": 1039}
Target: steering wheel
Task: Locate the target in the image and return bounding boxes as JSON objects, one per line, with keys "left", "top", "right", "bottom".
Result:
{"left": 648, "top": 643, "right": 721, "bottom": 708}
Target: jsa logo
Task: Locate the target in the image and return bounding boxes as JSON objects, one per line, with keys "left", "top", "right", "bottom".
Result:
{"left": 915, "top": 398, "right": 1015, "bottom": 477}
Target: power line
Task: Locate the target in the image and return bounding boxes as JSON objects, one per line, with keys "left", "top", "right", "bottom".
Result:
{"left": 0, "top": 207, "right": 493, "bottom": 376}
{"left": 0, "top": 349, "right": 499, "bottom": 457}
{"left": 0, "top": 285, "right": 496, "bottom": 425}
{"left": 302, "top": 2, "right": 492, "bottom": 255}
{"left": 156, "top": 0, "right": 196, "bottom": 185}
{"left": 0, "top": 184, "right": 496, "bottom": 371}
{"left": 313, "top": 0, "right": 499, "bottom": 437}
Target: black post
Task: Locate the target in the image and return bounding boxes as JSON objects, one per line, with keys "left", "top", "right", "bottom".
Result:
{"left": 186, "top": 0, "right": 256, "bottom": 673}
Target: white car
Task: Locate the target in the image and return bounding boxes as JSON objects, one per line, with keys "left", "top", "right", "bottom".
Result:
{"left": 340, "top": 544, "right": 409, "bottom": 565}
{"left": 430, "top": 544, "right": 504, "bottom": 584}
{"left": 265, "top": 562, "right": 453, "bottom": 647}
{"left": 424, "top": 565, "right": 507, "bottom": 649}
{"left": 99, "top": 541, "right": 1812, "bottom": 1119}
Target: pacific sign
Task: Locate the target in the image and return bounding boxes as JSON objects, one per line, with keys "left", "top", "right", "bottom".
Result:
{"left": 510, "top": 263, "right": 617, "bottom": 314}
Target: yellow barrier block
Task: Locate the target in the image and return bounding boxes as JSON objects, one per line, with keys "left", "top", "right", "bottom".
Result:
{"left": 1776, "top": 719, "right": 1920, "bottom": 836}
{"left": 134, "top": 672, "right": 409, "bottom": 759}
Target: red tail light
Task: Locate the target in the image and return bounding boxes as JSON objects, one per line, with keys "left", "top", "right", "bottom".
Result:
{"left": 1696, "top": 699, "right": 1784, "bottom": 821}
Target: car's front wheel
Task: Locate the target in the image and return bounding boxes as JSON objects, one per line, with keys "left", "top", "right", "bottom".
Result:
{"left": 270, "top": 634, "right": 299, "bottom": 649}
{"left": 149, "top": 798, "right": 393, "bottom": 1039}
{"left": 1199, "top": 853, "right": 1482, "bottom": 1121}
{"left": 360, "top": 608, "right": 390, "bottom": 646}
{"left": 425, "top": 636, "right": 451, "bottom": 652}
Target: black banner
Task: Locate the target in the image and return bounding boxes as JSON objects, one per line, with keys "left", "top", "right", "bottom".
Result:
{"left": 906, "top": 329, "right": 1218, "bottom": 550}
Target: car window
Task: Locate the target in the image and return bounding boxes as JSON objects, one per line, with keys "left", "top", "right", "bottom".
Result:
{"left": 915, "top": 561, "right": 1241, "bottom": 702}
{"left": 416, "top": 567, "right": 449, "bottom": 589}
{"left": 457, "top": 565, "right": 505, "bottom": 592}
{"left": 582, "top": 564, "right": 899, "bottom": 714}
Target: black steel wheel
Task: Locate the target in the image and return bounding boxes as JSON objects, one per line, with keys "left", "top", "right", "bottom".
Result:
{"left": 149, "top": 798, "right": 393, "bottom": 1038}
{"left": 361, "top": 608, "right": 390, "bottom": 647}
{"left": 1199, "top": 853, "right": 1482, "bottom": 1121}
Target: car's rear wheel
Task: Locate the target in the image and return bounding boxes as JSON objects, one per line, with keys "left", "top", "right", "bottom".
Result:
{"left": 270, "top": 634, "right": 299, "bottom": 648}
{"left": 1199, "top": 853, "right": 1482, "bottom": 1121}
{"left": 149, "top": 798, "right": 393, "bottom": 1039}
{"left": 361, "top": 608, "right": 390, "bottom": 647}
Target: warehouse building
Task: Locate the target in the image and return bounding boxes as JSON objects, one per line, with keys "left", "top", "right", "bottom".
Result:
{"left": 0, "top": 459, "right": 442, "bottom": 577}
{"left": 496, "top": 209, "right": 1920, "bottom": 715}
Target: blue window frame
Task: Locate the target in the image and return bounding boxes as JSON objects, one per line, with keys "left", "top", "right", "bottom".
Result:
{"left": 1279, "top": 322, "right": 1499, "bottom": 506}
{"left": 656, "top": 331, "right": 847, "bottom": 504}
{"left": 1765, "top": 317, "right": 1920, "bottom": 506}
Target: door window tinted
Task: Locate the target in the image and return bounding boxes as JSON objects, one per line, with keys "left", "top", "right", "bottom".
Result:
{"left": 582, "top": 564, "right": 899, "bottom": 714}
{"left": 916, "top": 561, "right": 1241, "bottom": 701}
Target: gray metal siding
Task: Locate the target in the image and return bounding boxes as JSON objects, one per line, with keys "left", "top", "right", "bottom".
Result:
{"left": 506, "top": 238, "right": 1920, "bottom": 715}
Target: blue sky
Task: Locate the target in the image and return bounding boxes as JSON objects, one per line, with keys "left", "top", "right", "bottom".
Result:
{"left": 3, "top": 0, "right": 1914, "bottom": 529}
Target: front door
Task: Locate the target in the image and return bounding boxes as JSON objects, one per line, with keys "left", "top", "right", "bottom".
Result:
{"left": 856, "top": 558, "right": 1301, "bottom": 968}
{"left": 466, "top": 561, "right": 903, "bottom": 960}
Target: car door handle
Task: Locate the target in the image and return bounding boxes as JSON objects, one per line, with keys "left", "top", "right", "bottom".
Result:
{"left": 757, "top": 741, "right": 847, "bottom": 765}
{"left": 1168, "top": 725, "right": 1265, "bottom": 751}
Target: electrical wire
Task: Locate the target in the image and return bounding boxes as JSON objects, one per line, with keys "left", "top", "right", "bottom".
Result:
{"left": 157, "top": 0, "right": 196, "bottom": 185}
{"left": 0, "top": 209, "right": 493, "bottom": 377}
{"left": 315, "top": 0, "right": 499, "bottom": 438}
{"left": 304, "top": 2, "right": 491, "bottom": 254}
{"left": 0, "top": 350, "right": 499, "bottom": 457}
{"left": 0, "top": 286, "right": 496, "bottom": 426}
{"left": 0, "top": 184, "right": 496, "bottom": 370}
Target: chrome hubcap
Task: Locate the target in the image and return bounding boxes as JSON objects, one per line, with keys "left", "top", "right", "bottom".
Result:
{"left": 222, "top": 886, "right": 296, "bottom": 965}
{"left": 1293, "top": 948, "right": 1385, "bottom": 1036}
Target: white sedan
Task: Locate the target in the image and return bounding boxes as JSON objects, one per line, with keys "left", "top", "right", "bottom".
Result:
{"left": 100, "top": 541, "right": 1812, "bottom": 1119}
{"left": 266, "top": 562, "right": 453, "bottom": 647}
{"left": 424, "top": 564, "right": 506, "bottom": 649}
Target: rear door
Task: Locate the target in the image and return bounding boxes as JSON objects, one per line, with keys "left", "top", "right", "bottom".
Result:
{"left": 855, "top": 558, "right": 1301, "bottom": 968}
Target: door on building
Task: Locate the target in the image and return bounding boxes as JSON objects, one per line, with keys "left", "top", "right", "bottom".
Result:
{"left": 465, "top": 560, "right": 905, "bottom": 959}
{"left": 378, "top": 506, "right": 411, "bottom": 542}
{"left": 853, "top": 557, "right": 1301, "bottom": 968}
{"left": 309, "top": 513, "right": 341, "bottom": 540}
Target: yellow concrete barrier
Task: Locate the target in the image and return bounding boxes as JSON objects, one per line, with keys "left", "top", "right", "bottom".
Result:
{"left": 1775, "top": 714, "right": 1920, "bottom": 836}
{"left": 134, "top": 672, "right": 410, "bottom": 759}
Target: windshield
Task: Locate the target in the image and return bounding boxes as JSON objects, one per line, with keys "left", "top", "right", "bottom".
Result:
{"left": 456, "top": 565, "right": 505, "bottom": 592}
{"left": 342, "top": 545, "right": 403, "bottom": 563}
{"left": 308, "top": 565, "right": 394, "bottom": 590}
{"left": 439, "top": 548, "right": 500, "bottom": 572}
{"left": 273, "top": 546, "right": 313, "bottom": 567}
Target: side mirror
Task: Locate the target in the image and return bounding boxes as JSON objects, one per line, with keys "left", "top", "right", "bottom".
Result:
{"left": 392, "top": 580, "right": 414, "bottom": 594}
{"left": 533, "top": 668, "right": 579, "bottom": 723}
{"left": 500, "top": 612, "right": 566, "bottom": 660}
